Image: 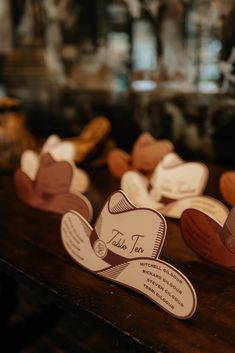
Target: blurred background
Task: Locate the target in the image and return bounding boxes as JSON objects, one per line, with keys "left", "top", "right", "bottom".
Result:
{"left": 0, "top": 0, "right": 235, "bottom": 165}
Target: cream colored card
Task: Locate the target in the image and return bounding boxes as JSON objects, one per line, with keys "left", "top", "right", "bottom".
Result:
{"left": 150, "top": 153, "right": 209, "bottom": 201}
{"left": 160, "top": 196, "right": 229, "bottom": 225}
{"left": 21, "top": 150, "right": 39, "bottom": 181}
{"left": 41, "top": 134, "right": 61, "bottom": 153}
{"left": 61, "top": 190, "right": 197, "bottom": 319}
{"left": 41, "top": 134, "right": 75, "bottom": 162}
{"left": 121, "top": 171, "right": 161, "bottom": 209}
{"left": 121, "top": 153, "right": 223, "bottom": 221}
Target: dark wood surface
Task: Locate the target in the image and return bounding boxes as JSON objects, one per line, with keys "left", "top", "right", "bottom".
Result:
{"left": 0, "top": 165, "right": 235, "bottom": 353}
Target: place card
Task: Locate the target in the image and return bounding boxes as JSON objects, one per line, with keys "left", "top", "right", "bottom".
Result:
{"left": 41, "top": 134, "right": 75, "bottom": 162}
{"left": 20, "top": 145, "right": 90, "bottom": 193}
{"left": 15, "top": 152, "right": 93, "bottom": 220}
{"left": 132, "top": 132, "right": 174, "bottom": 173}
{"left": 180, "top": 206, "right": 235, "bottom": 271}
{"left": 121, "top": 171, "right": 162, "bottom": 209}
{"left": 41, "top": 134, "right": 61, "bottom": 153}
{"left": 150, "top": 152, "right": 209, "bottom": 201}
{"left": 21, "top": 150, "right": 39, "bottom": 181}
{"left": 160, "top": 196, "right": 229, "bottom": 225}
{"left": 122, "top": 169, "right": 228, "bottom": 224}
{"left": 61, "top": 190, "right": 197, "bottom": 319}
{"left": 219, "top": 171, "right": 235, "bottom": 206}
{"left": 121, "top": 153, "right": 227, "bottom": 221}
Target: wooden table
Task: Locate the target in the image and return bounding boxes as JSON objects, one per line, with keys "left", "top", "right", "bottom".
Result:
{"left": 0, "top": 165, "right": 234, "bottom": 353}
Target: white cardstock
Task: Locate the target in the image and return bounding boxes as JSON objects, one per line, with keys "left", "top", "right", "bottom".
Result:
{"left": 21, "top": 150, "right": 39, "bottom": 181}
{"left": 121, "top": 153, "right": 227, "bottom": 221}
{"left": 61, "top": 190, "right": 197, "bottom": 319}
{"left": 121, "top": 171, "right": 162, "bottom": 210}
{"left": 160, "top": 196, "right": 229, "bottom": 225}
{"left": 150, "top": 153, "right": 209, "bottom": 201}
{"left": 41, "top": 134, "right": 75, "bottom": 161}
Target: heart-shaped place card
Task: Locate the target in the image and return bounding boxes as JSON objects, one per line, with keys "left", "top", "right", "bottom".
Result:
{"left": 15, "top": 153, "right": 93, "bottom": 220}
{"left": 61, "top": 190, "right": 197, "bottom": 319}
{"left": 121, "top": 161, "right": 228, "bottom": 223}
{"left": 219, "top": 171, "right": 235, "bottom": 206}
{"left": 180, "top": 206, "right": 235, "bottom": 271}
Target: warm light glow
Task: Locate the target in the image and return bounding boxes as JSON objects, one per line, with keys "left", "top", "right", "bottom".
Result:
{"left": 131, "top": 80, "right": 157, "bottom": 91}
